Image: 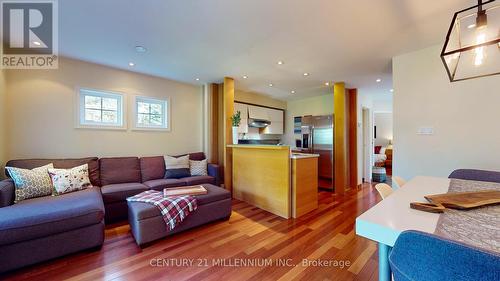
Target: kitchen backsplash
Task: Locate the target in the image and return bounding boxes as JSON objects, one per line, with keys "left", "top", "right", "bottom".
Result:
{"left": 239, "top": 127, "right": 281, "bottom": 140}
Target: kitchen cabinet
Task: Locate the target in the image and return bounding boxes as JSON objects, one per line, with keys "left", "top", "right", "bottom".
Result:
{"left": 235, "top": 102, "right": 285, "bottom": 135}
{"left": 267, "top": 108, "right": 283, "bottom": 121}
{"left": 262, "top": 108, "right": 284, "bottom": 134}
{"left": 234, "top": 103, "right": 248, "bottom": 133}
{"left": 263, "top": 121, "right": 284, "bottom": 134}
{"left": 248, "top": 105, "right": 269, "bottom": 120}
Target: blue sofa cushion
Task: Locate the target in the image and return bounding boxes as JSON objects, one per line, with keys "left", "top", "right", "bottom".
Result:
{"left": 0, "top": 187, "right": 104, "bottom": 245}
{"left": 181, "top": 175, "right": 215, "bottom": 186}
{"left": 165, "top": 168, "right": 190, "bottom": 179}
{"left": 0, "top": 179, "right": 14, "bottom": 207}
{"left": 143, "top": 178, "right": 186, "bottom": 191}
{"left": 389, "top": 231, "right": 500, "bottom": 281}
{"left": 101, "top": 182, "right": 148, "bottom": 204}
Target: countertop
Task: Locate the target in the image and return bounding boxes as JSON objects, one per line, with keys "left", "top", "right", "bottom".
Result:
{"left": 291, "top": 153, "right": 320, "bottom": 159}
{"left": 227, "top": 144, "right": 290, "bottom": 150}
{"left": 227, "top": 145, "right": 319, "bottom": 159}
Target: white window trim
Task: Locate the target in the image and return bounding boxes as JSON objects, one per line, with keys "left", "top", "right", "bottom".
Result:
{"left": 75, "top": 87, "right": 127, "bottom": 130}
{"left": 131, "top": 95, "right": 171, "bottom": 131}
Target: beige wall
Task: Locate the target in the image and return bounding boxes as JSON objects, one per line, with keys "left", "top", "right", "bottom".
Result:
{"left": 5, "top": 58, "right": 203, "bottom": 160}
{"left": 283, "top": 94, "right": 334, "bottom": 146}
{"left": 0, "top": 69, "right": 6, "bottom": 178}
{"left": 234, "top": 90, "right": 286, "bottom": 109}
{"left": 394, "top": 45, "right": 500, "bottom": 180}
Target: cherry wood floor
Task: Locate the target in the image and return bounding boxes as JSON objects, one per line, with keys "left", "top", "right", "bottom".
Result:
{"left": 2, "top": 183, "right": 381, "bottom": 281}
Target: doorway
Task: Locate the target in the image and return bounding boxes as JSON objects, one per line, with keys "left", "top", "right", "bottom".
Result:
{"left": 374, "top": 112, "right": 393, "bottom": 176}
{"left": 362, "top": 108, "right": 372, "bottom": 182}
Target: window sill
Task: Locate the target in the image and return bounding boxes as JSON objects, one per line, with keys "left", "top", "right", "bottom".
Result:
{"left": 75, "top": 125, "right": 127, "bottom": 131}
{"left": 131, "top": 127, "right": 171, "bottom": 132}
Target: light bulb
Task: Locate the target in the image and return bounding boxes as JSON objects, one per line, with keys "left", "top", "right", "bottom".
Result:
{"left": 474, "top": 32, "right": 486, "bottom": 66}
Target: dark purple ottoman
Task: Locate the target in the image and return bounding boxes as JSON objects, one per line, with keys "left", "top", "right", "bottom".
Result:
{"left": 127, "top": 184, "right": 232, "bottom": 245}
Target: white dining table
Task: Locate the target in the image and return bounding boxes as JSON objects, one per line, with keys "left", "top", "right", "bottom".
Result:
{"left": 355, "top": 176, "right": 450, "bottom": 281}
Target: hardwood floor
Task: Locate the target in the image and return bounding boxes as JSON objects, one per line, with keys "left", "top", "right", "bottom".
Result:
{"left": 2, "top": 183, "right": 381, "bottom": 281}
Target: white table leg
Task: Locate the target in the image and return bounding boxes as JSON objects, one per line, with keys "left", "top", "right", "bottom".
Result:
{"left": 378, "top": 243, "right": 392, "bottom": 281}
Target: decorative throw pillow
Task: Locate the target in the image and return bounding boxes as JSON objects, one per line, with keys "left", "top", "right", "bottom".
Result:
{"left": 48, "top": 164, "right": 93, "bottom": 195}
{"left": 380, "top": 146, "right": 387, "bottom": 155}
{"left": 190, "top": 159, "right": 208, "bottom": 176}
{"left": 6, "top": 163, "right": 54, "bottom": 202}
{"left": 164, "top": 155, "right": 190, "bottom": 179}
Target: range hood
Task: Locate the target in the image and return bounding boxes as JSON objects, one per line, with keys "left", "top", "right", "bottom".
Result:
{"left": 247, "top": 105, "right": 271, "bottom": 128}
{"left": 248, "top": 118, "right": 271, "bottom": 128}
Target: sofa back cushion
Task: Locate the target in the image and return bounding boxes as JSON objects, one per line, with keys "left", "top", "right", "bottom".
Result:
{"left": 175, "top": 152, "right": 206, "bottom": 161}
{"left": 5, "top": 157, "right": 100, "bottom": 186}
{"left": 140, "top": 156, "right": 166, "bottom": 182}
{"left": 100, "top": 157, "right": 141, "bottom": 185}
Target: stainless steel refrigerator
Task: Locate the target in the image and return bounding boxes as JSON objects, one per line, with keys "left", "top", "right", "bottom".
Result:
{"left": 300, "top": 115, "right": 334, "bottom": 190}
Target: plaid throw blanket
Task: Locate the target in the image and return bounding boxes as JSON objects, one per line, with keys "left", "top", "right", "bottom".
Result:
{"left": 127, "top": 190, "right": 198, "bottom": 231}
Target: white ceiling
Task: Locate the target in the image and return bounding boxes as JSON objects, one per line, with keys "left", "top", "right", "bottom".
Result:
{"left": 59, "top": 0, "right": 473, "bottom": 100}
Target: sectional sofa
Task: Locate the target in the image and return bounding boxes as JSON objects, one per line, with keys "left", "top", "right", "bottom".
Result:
{"left": 0, "top": 152, "right": 224, "bottom": 273}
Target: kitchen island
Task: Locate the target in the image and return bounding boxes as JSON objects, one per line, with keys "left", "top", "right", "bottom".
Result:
{"left": 228, "top": 145, "right": 318, "bottom": 218}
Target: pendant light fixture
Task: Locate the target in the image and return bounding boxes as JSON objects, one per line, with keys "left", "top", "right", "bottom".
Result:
{"left": 441, "top": 0, "right": 500, "bottom": 82}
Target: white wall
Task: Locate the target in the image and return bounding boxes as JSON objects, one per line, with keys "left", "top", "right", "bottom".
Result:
{"left": 5, "top": 58, "right": 204, "bottom": 160}
{"left": 393, "top": 45, "right": 500, "bottom": 180}
{"left": 283, "top": 94, "right": 334, "bottom": 146}
{"left": 373, "top": 98, "right": 393, "bottom": 112}
{"left": 374, "top": 113, "right": 393, "bottom": 146}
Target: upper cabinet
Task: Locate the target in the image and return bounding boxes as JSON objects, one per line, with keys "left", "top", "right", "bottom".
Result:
{"left": 235, "top": 102, "right": 285, "bottom": 135}
{"left": 267, "top": 108, "right": 283, "bottom": 122}
{"left": 262, "top": 108, "right": 284, "bottom": 135}
{"left": 234, "top": 103, "right": 248, "bottom": 133}
{"left": 248, "top": 105, "right": 269, "bottom": 120}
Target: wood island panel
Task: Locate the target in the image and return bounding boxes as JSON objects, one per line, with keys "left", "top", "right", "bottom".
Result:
{"left": 231, "top": 146, "right": 291, "bottom": 218}
{"left": 292, "top": 157, "right": 318, "bottom": 218}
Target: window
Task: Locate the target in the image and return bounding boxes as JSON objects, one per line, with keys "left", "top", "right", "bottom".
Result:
{"left": 77, "top": 88, "right": 125, "bottom": 128}
{"left": 134, "top": 96, "right": 169, "bottom": 130}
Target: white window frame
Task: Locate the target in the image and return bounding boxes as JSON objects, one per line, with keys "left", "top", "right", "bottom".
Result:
{"left": 76, "top": 88, "right": 126, "bottom": 130}
{"left": 132, "top": 96, "right": 170, "bottom": 131}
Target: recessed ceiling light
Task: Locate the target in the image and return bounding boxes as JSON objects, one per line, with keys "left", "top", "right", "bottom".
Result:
{"left": 277, "top": 61, "right": 284, "bottom": 65}
{"left": 376, "top": 78, "right": 382, "bottom": 83}
{"left": 33, "top": 41, "right": 41, "bottom": 46}
{"left": 291, "top": 90, "right": 296, "bottom": 94}
{"left": 135, "top": 46, "right": 147, "bottom": 53}
{"left": 303, "top": 72, "right": 309, "bottom": 76}
{"left": 195, "top": 78, "right": 200, "bottom": 81}
{"left": 243, "top": 75, "right": 248, "bottom": 79}
{"left": 390, "top": 89, "right": 394, "bottom": 92}
{"left": 467, "top": 24, "right": 476, "bottom": 29}
{"left": 324, "top": 82, "right": 330, "bottom": 86}
{"left": 128, "top": 62, "right": 135, "bottom": 67}
{"left": 269, "top": 83, "right": 274, "bottom": 87}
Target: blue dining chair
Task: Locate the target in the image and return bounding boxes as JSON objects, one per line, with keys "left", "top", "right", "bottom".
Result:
{"left": 389, "top": 231, "right": 500, "bottom": 281}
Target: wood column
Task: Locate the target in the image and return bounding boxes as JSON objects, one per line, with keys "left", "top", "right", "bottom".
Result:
{"left": 334, "top": 82, "right": 347, "bottom": 194}
{"left": 348, "top": 89, "right": 358, "bottom": 189}
{"left": 208, "top": 83, "right": 219, "bottom": 164}
{"left": 223, "top": 77, "right": 235, "bottom": 192}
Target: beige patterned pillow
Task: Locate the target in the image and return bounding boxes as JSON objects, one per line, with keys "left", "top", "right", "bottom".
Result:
{"left": 190, "top": 159, "right": 208, "bottom": 176}
{"left": 48, "top": 164, "right": 93, "bottom": 195}
{"left": 6, "top": 164, "right": 54, "bottom": 202}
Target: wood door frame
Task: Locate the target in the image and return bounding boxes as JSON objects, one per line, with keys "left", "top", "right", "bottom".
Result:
{"left": 362, "top": 107, "right": 373, "bottom": 182}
